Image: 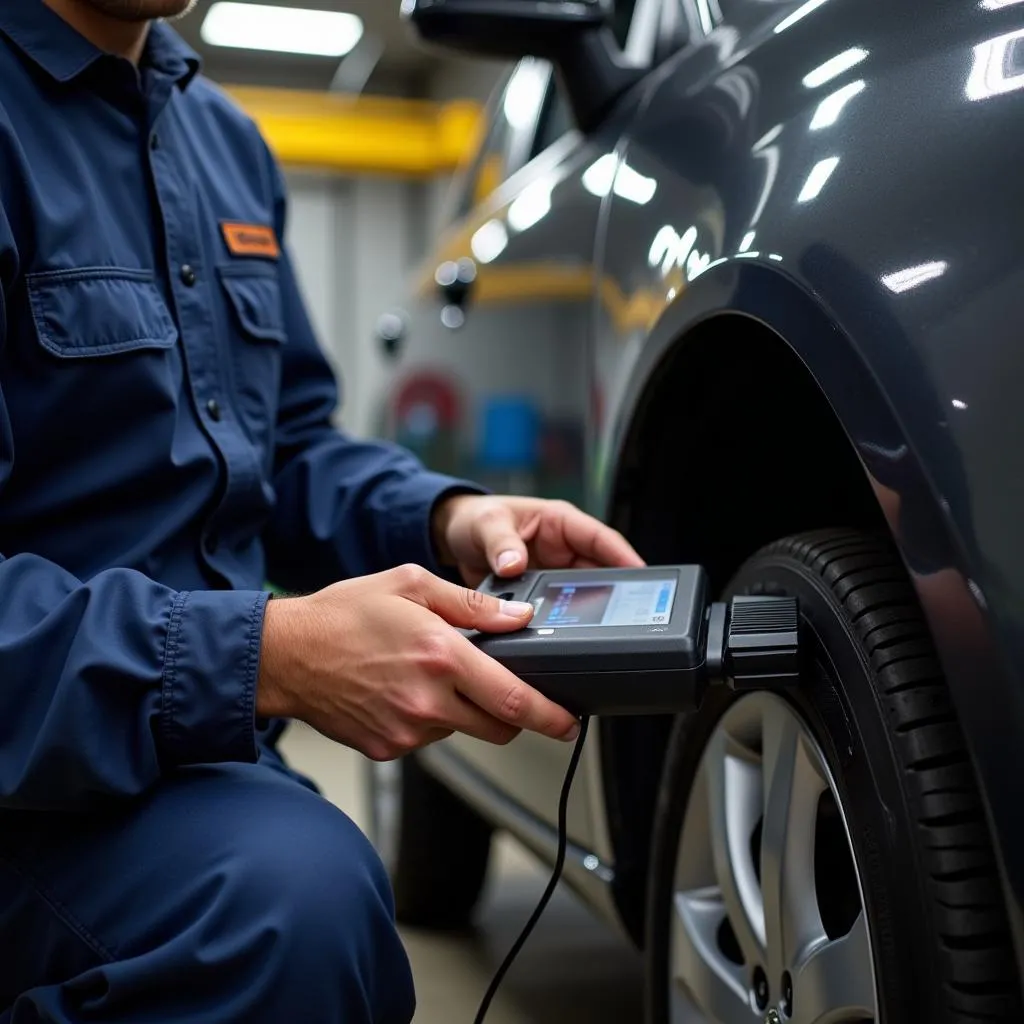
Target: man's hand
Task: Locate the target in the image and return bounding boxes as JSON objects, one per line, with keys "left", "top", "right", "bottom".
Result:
{"left": 257, "top": 565, "right": 580, "bottom": 761}
{"left": 432, "top": 494, "right": 644, "bottom": 586}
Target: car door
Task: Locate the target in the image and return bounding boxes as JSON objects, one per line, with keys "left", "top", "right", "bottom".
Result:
{"left": 381, "top": 1, "right": 707, "bottom": 857}
{"left": 379, "top": 3, "right": 678, "bottom": 844}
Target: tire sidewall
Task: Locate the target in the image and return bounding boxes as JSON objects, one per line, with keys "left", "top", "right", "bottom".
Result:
{"left": 646, "top": 555, "right": 936, "bottom": 1023}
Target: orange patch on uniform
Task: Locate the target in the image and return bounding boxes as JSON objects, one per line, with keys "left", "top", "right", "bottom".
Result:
{"left": 221, "top": 222, "right": 280, "bottom": 259}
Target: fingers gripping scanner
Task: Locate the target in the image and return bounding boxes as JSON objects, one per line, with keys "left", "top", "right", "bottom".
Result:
{"left": 468, "top": 565, "right": 801, "bottom": 715}
{"left": 465, "top": 566, "right": 803, "bottom": 1023}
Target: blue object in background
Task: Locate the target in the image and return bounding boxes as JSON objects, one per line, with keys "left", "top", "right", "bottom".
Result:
{"left": 478, "top": 396, "right": 540, "bottom": 471}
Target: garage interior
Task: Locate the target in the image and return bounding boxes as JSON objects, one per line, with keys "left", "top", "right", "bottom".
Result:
{"left": 8, "top": 0, "right": 1022, "bottom": 1021}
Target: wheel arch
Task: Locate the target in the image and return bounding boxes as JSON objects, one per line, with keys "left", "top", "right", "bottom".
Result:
{"left": 594, "top": 264, "right": 1022, "bottom": 961}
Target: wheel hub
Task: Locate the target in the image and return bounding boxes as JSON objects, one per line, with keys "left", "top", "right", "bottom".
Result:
{"left": 668, "top": 692, "right": 877, "bottom": 1023}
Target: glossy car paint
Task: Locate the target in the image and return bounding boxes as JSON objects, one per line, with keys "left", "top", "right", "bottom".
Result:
{"left": 595, "top": 0, "right": 1024, "bottom": 968}
{"left": 392, "top": 0, "right": 1024, "bottom": 970}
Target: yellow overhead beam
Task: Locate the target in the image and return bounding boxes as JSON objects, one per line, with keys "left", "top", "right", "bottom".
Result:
{"left": 225, "top": 86, "right": 484, "bottom": 177}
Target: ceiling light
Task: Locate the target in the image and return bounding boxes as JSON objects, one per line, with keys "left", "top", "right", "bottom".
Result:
{"left": 802, "top": 48, "right": 869, "bottom": 88}
{"left": 201, "top": 3, "right": 364, "bottom": 58}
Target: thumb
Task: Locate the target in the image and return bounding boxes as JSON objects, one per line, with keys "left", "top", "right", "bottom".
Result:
{"left": 400, "top": 569, "right": 534, "bottom": 632}
{"left": 473, "top": 505, "right": 529, "bottom": 577}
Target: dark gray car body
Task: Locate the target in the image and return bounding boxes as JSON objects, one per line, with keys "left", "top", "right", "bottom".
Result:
{"left": 385, "top": 0, "right": 1024, "bottom": 976}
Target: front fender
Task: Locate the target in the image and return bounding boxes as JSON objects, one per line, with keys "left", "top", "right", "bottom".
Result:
{"left": 591, "top": 0, "right": 1024, "bottom": 959}
{"left": 601, "top": 253, "right": 1024, "bottom": 977}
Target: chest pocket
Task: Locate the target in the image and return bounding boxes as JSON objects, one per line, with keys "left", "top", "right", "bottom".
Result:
{"left": 217, "top": 263, "right": 287, "bottom": 460}
{"left": 27, "top": 267, "right": 177, "bottom": 358}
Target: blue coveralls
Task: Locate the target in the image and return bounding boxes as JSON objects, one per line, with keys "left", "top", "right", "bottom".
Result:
{"left": 0, "top": 4, "right": 475, "bottom": 1019}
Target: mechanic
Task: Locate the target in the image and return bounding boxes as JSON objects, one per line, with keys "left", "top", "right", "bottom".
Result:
{"left": 0, "top": 2, "right": 644, "bottom": 1021}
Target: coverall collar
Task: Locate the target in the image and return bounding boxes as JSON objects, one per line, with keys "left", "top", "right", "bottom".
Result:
{"left": 0, "top": 0, "right": 201, "bottom": 89}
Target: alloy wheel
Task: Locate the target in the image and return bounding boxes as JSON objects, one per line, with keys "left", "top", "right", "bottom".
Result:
{"left": 669, "top": 692, "right": 877, "bottom": 1024}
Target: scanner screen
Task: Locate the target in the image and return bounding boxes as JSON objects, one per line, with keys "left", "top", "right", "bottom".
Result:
{"left": 532, "top": 579, "right": 676, "bottom": 628}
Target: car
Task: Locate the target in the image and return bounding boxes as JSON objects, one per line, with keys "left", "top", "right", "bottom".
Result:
{"left": 367, "top": 1, "right": 1024, "bottom": 1021}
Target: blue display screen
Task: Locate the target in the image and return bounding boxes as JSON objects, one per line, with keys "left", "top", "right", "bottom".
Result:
{"left": 532, "top": 579, "right": 677, "bottom": 629}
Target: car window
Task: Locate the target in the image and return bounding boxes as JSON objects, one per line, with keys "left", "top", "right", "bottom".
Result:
{"left": 449, "top": 0, "right": 651, "bottom": 221}
{"left": 452, "top": 59, "right": 552, "bottom": 220}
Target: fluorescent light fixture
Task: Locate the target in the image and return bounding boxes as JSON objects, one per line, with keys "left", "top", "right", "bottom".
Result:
{"left": 967, "top": 27, "right": 1024, "bottom": 99}
{"left": 803, "top": 48, "right": 868, "bottom": 88}
{"left": 470, "top": 220, "right": 508, "bottom": 264}
{"left": 201, "top": 2, "right": 363, "bottom": 57}
{"left": 810, "top": 79, "right": 866, "bottom": 128}
{"left": 507, "top": 180, "right": 552, "bottom": 232}
{"left": 981, "top": 0, "right": 1024, "bottom": 8}
{"left": 768, "top": 253, "right": 784, "bottom": 261}
{"left": 774, "top": 0, "right": 831, "bottom": 34}
{"left": 739, "top": 230, "right": 756, "bottom": 252}
{"left": 952, "top": 398, "right": 968, "bottom": 409}
{"left": 881, "top": 260, "right": 948, "bottom": 293}
{"left": 797, "top": 156, "right": 840, "bottom": 202}
{"left": 734, "top": 250, "right": 760, "bottom": 258}
{"left": 582, "top": 156, "right": 657, "bottom": 205}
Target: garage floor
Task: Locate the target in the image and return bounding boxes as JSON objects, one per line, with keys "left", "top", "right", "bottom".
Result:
{"left": 279, "top": 723, "right": 644, "bottom": 1023}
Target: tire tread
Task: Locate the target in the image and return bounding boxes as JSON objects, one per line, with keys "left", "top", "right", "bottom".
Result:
{"left": 760, "top": 529, "right": 1019, "bottom": 1019}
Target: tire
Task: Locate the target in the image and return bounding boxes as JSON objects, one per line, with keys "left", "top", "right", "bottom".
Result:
{"left": 365, "top": 753, "right": 493, "bottom": 930}
{"left": 645, "top": 529, "right": 1021, "bottom": 1023}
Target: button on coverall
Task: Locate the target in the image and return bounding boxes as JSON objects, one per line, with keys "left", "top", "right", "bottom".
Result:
{"left": 0, "top": 4, "right": 473, "bottom": 1020}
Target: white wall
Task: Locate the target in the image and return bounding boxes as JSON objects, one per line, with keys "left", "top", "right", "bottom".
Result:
{"left": 283, "top": 171, "right": 420, "bottom": 438}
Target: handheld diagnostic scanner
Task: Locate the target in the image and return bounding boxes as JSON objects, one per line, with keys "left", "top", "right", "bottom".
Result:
{"left": 467, "top": 566, "right": 801, "bottom": 717}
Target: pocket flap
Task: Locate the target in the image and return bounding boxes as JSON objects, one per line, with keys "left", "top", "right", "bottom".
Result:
{"left": 218, "top": 264, "right": 287, "bottom": 345}
{"left": 26, "top": 267, "right": 177, "bottom": 359}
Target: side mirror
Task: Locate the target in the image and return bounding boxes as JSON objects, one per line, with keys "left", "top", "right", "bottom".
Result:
{"left": 400, "top": 0, "right": 643, "bottom": 131}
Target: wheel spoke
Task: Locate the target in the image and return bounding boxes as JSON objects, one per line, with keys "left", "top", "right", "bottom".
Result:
{"left": 706, "top": 731, "right": 765, "bottom": 967}
{"left": 791, "top": 911, "right": 876, "bottom": 1024}
{"left": 671, "top": 890, "right": 755, "bottom": 1024}
{"left": 759, "top": 701, "right": 827, "bottom": 980}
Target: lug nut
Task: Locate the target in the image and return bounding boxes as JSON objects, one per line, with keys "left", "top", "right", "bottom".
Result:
{"left": 782, "top": 970, "right": 793, "bottom": 1016}
{"left": 753, "top": 966, "right": 769, "bottom": 1010}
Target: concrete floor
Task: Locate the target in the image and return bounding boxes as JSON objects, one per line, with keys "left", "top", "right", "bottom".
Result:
{"left": 279, "top": 722, "right": 644, "bottom": 1024}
